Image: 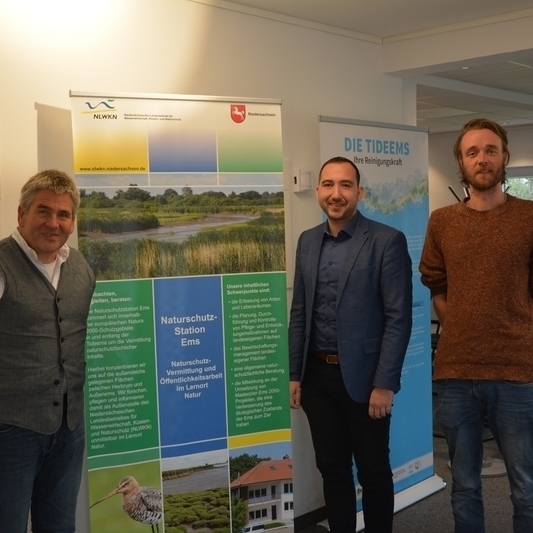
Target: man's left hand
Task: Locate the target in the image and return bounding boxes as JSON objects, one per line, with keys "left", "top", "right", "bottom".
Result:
{"left": 368, "top": 387, "right": 394, "bottom": 419}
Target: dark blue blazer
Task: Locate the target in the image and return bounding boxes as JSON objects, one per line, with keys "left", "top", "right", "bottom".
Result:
{"left": 288, "top": 212, "right": 413, "bottom": 403}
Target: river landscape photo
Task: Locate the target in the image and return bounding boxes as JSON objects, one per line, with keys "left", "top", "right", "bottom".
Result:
{"left": 77, "top": 186, "right": 285, "bottom": 280}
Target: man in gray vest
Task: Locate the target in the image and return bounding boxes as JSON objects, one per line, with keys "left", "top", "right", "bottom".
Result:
{"left": 0, "top": 170, "right": 95, "bottom": 533}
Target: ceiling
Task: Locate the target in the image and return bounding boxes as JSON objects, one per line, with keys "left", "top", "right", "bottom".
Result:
{"left": 194, "top": 0, "right": 533, "bottom": 133}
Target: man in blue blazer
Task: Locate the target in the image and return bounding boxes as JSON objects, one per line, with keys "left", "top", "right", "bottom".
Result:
{"left": 289, "top": 156, "right": 412, "bottom": 533}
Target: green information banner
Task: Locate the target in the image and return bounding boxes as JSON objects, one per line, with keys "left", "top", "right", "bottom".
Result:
{"left": 86, "top": 280, "right": 159, "bottom": 467}
{"left": 71, "top": 92, "right": 293, "bottom": 533}
{"left": 223, "top": 272, "right": 290, "bottom": 436}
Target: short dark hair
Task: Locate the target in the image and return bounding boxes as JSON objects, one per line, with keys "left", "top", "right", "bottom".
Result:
{"left": 318, "top": 156, "right": 360, "bottom": 185}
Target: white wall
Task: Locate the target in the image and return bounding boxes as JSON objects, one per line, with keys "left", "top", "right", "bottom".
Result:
{"left": 0, "top": 1, "right": 417, "bottom": 530}
{"left": 0, "top": 0, "right": 412, "bottom": 240}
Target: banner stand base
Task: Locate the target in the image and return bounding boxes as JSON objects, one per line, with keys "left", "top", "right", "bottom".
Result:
{"left": 316, "top": 474, "right": 447, "bottom": 533}
{"left": 355, "top": 474, "right": 446, "bottom": 532}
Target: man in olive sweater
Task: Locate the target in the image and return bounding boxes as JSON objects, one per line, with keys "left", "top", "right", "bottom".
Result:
{"left": 0, "top": 170, "right": 95, "bottom": 533}
{"left": 420, "top": 119, "right": 533, "bottom": 533}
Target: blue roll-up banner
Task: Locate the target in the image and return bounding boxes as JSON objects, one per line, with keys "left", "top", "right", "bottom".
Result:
{"left": 319, "top": 116, "right": 445, "bottom": 531}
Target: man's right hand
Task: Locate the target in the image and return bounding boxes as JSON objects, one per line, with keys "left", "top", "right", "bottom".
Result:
{"left": 290, "top": 381, "right": 302, "bottom": 409}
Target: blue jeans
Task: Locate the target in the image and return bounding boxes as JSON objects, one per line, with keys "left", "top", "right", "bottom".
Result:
{"left": 434, "top": 379, "right": 533, "bottom": 533}
{"left": 301, "top": 357, "right": 393, "bottom": 533}
{"left": 0, "top": 412, "right": 85, "bottom": 533}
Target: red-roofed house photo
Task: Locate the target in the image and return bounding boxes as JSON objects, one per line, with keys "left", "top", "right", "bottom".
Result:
{"left": 231, "top": 457, "right": 294, "bottom": 527}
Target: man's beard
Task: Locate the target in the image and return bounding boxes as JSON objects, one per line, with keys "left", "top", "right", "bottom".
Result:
{"left": 462, "top": 163, "right": 505, "bottom": 192}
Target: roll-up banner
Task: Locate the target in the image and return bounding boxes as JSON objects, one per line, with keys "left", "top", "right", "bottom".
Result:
{"left": 70, "top": 92, "right": 292, "bottom": 533}
{"left": 319, "top": 117, "right": 445, "bottom": 531}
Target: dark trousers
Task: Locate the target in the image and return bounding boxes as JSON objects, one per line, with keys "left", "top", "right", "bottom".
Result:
{"left": 0, "top": 406, "right": 85, "bottom": 533}
{"left": 301, "top": 357, "right": 393, "bottom": 533}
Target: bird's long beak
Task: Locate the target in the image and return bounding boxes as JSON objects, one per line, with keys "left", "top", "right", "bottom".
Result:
{"left": 90, "top": 488, "right": 119, "bottom": 508}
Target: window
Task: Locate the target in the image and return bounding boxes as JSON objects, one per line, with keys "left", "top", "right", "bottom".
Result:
{"left": 283, "top": 483, "right": 293, "bottom": 493}
{"left": 506, "top": 176, "right": 533, "bottom": 199}
{"left": 506, "top": 167, "right": 533, "bottom": 200}
{"left": 250, "top": 488, "right": 266, "bottom": 500}
{"left": 284, "top": 502, "right": 294, "bottom": 511}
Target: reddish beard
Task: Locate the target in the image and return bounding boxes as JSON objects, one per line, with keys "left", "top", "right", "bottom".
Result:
{"left": 462, "top": 162, "right": 506, "bottom": 192}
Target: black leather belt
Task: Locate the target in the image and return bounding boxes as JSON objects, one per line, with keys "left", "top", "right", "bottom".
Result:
{"left": 313, "top": 351, "right": 339, "bottom": 364}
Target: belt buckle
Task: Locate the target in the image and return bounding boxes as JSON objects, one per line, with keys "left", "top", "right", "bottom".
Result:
{"left": 326, "top": 354, "right": 338, "bottom": 364}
